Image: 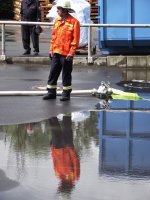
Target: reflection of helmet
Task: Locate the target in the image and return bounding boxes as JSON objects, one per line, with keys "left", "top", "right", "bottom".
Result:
{"left": 27, "top": 123, "right": 34, "bottom": 136}
{"left": 56, "top": 0, "right": 75, "bottom": 13}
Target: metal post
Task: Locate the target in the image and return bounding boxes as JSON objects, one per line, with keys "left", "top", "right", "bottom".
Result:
{"left": 0, "top": 24, "right": 6, "bottom": 60}
{"left": 88, "top": 26, "right": 94, "bottom": 64}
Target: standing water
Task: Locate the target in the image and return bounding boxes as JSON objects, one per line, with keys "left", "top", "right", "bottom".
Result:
{"left": 0, "top": 104, "right": 150, "bottom": 200}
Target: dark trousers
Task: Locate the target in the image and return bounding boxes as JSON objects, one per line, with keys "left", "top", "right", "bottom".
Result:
{"left": 49, "top": 116, "right": 73, "bottom": 149}
{"left": 21, "top": 25, "right": 39, "bottom": 52}
{"left": 47, "top": 53, "right": 73, "bottom": 94}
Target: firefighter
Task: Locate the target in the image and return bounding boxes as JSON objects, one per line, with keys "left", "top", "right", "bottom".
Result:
{"left": 49, "top": 115, "right": 80, "bottom": 193}
{"left": 43, "top": 0, "right": 80, "bottom": 101}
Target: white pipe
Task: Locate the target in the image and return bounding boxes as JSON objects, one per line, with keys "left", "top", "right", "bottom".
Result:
{"left": 0, "top": 89, "right": 97, "bottom": 96}
{"left": 1, "top": 21, "right": 150, "bottom": 28}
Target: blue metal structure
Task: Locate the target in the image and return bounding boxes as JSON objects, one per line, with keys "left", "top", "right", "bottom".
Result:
{"left": 98, "top": 0, "right": 150, "bottom": 54}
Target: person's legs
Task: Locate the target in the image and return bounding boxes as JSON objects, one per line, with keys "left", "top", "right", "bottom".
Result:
{"left": 43, "top": 54, "right": 62, "bottom": 100}
{"left": 31, "top": 26, "right": 39, "bottom": 55}
{"left": 62, "top": 115, "right": 74, "bottom": 146}
{"left": 49, "top": 117, "right": 65, "bottom": 148}
{"left": 60, "top": 57, "right": 73, "bottom": 101}
{"left": 21, "top": 25, "right": 31, "bottom": 54}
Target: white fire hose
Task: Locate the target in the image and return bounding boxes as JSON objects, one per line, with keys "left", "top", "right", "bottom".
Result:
{"left": 1, "top": 82, "right": 149, "bottom": 111}
{"left": 0, "top": 89, "right": 97, "bottom": 96}
{"left": 0, "top": 82, "right": 111, "bottom": 97}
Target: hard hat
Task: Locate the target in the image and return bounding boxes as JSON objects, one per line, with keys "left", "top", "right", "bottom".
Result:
{"left": 56, "top": 0, "right": 75, "bottom": 13}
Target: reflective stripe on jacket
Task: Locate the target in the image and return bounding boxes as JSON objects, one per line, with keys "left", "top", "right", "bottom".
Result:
{"left": 50, "top": 15, "right": 80, "bottom": 56}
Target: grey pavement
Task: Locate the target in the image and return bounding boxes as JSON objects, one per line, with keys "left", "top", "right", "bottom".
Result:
{"left": 4, "top": 25, "right": 51, "bottom": 57}
{"left": 0, "top": 62, "right": 123, "bottom": 125}
{"left": 1, "top": 25, "right": 99, "bottom": 57}
{"left": 0, "top": 25, "right": 125, "bottom": 126}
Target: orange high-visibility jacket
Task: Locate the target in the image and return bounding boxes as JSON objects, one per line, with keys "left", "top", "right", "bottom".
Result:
{"left": 50, "top": 14, "right": 80, "bottom": 56}
{"left": 50, "top": 146, "right": 80, "bottom": 182}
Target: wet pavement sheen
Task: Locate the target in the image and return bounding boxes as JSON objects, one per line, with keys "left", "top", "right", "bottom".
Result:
{"left": 0, "top": 63, "right": 123, "bottom": 125}
{"left": 0, "top": 109, "right": 150, "bottom": 200}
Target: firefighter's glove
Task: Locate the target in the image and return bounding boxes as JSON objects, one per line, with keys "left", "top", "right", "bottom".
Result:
{"left": 66, "top": 54, "right": 73, "bottom": 61}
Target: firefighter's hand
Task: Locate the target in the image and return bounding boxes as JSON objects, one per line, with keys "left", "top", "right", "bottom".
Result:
{"left": 66, "top": 54, "right": 73, "bottom": 61}
{"left": 49, "top": 52, "right": 54, "bottom": 59}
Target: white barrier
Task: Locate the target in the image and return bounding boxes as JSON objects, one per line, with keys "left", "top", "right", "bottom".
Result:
{"left": 1, "top": 21, "right": 150, "bottom": 63}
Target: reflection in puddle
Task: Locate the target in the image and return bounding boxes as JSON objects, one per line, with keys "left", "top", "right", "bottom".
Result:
{"left": 98, "top": 111, "right": 150, "bottom": 178}
{"left": 0, "top": 169, "right": 19, "bottom": 192}
{"left": 107, "top": 97, "right": 150, "bottom": 110}
{"left": 116, "top": 66, "right": 150, "bottom": 109}
{"left": 49, "top": 116, "right": 80, "bottom": 198}
{"left": 49, "top": 115, "right": 80, "bottom": 199}
{"left": 117, "top": 80, "right": 150, "bottom": 93}
{"left": 0, "top": 110, "right": 150, "bottom": 199}
{"left": 121, "top": 67, "right": 150, "bottom": 83}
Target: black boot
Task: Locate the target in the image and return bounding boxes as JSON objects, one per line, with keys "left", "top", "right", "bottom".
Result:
{"left": 43, "top": 89, "right": 56, "bottom": 100}
{"left": 43, "top": 93, "right": 56, "bottom": 100}
{"left": 60, "top": 90, "right": 70, "bottom": 101}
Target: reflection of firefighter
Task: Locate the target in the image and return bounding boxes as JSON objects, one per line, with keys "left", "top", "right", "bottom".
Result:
{"left": 49, "top": 115, "right": 80, "bottom": 193}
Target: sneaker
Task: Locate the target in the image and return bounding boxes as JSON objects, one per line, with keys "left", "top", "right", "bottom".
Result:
{"left": 34, "top": 52, "right": 39, "bottom": 56}
{"left": 43, "top": 93, "right": 56, "bottom": 100}
{"left": 23, "top": 51, "right": 30, "bottom": 55}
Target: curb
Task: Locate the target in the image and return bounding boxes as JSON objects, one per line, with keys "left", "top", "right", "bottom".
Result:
{"left": 1, "top": 55, "right": 150, "bottom": 67}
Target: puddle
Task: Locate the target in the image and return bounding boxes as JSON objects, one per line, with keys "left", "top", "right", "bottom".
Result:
{"left": 0, "top": 110, "right": 150, "bottom": 200}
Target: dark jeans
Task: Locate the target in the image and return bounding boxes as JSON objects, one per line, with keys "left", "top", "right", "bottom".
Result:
{"left": 21, "top": 25, "right": 39, "bottom": 52}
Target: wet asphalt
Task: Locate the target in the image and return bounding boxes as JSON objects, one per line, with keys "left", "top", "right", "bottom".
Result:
{"left": 0, "top": 63, "right": 123, "bottom": 125}
{"left": 0, "top": 25, "right": 124, "bottom": 125}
